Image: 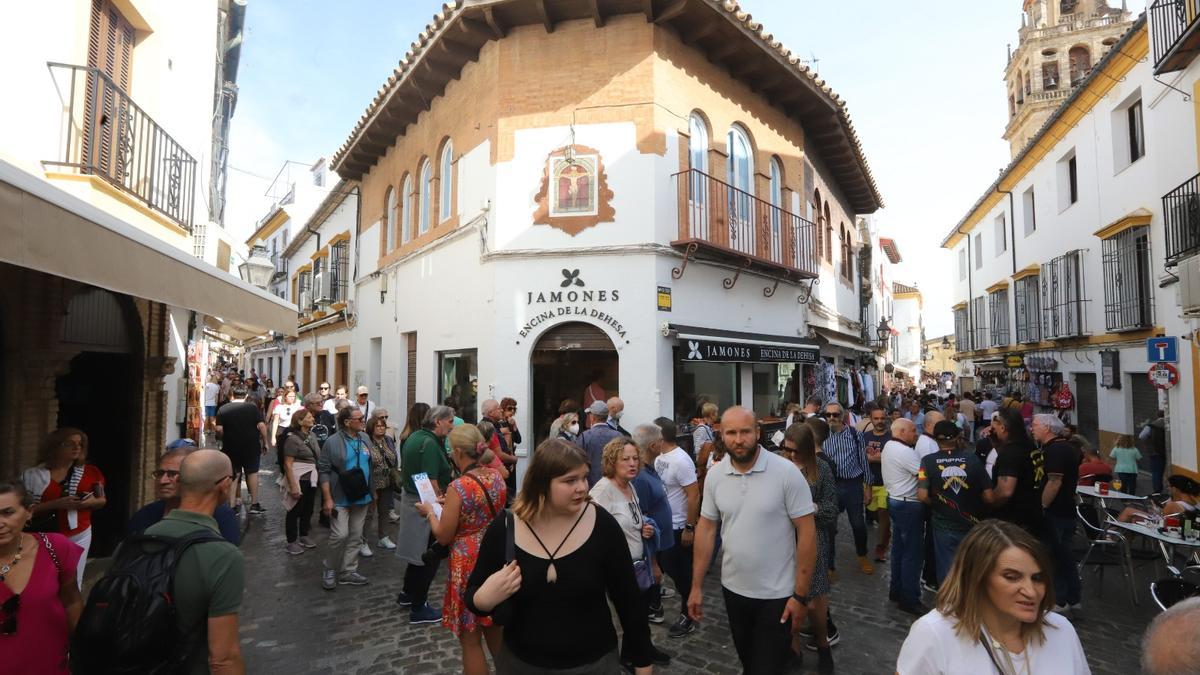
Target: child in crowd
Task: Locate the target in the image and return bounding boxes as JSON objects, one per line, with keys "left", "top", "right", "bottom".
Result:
{"left": 1109, "top": 434, "right": 1142, "bottom": 495}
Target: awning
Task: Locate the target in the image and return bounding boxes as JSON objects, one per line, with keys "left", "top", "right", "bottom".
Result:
{"left": 0, "top": 159, "right": 296, "bottom": 339}
{"left": 812, "top": 327, "right": 873, "bottom": 354}
{"left": 670, "top": 324, "right": 820, "bottom": 364}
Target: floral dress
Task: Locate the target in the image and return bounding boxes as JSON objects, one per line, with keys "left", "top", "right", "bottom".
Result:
{"left": 443, "top": 467, "right": 507, "bottom": 635}
{"left": 366, "top": 436, "right": 397, "bottom": 492}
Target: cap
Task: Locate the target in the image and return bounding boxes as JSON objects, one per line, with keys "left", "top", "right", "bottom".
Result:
{"left": 587, "top": 400, "right": 609, "bottom": 416}
{"left": 990, "top": 411, "right": 1001, "bottom": 421}
{"left": 933, "top": 420, "right": 961, "bottom": 441}
{"left": 166, "top": 438, "right": 196, "bottom": 450}
{"left": 356, "top": 386, "right": 369, "bottom": 396}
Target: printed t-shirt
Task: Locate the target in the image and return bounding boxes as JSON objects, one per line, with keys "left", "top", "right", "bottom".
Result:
{"left": 919, "top": 451, "right": 991, "bottom": 532}
{"left": 862, "top": 429, "right": 891, "bottom": 486}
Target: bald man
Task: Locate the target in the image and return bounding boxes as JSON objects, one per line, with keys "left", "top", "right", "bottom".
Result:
{"left": 606, "top": 396, "right": 630, "bottom": 436}
{"left": 881, "top": 418, "right": 927, "bottom": 615}
{"left": 143, "top": 449, "right": 245, "bottom": 673}
{"left": 916, "top": 411, "right": 943, "bottom": 458}
{"left": 1142, "top": 597, "right": 1200, "bottom": 674}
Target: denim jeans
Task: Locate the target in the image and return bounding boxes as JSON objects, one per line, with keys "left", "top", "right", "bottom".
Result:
{"left": 1116, "top": 472, "right": 1138, "bottom": 496}
{"left": 1045, "top": 514, "right": 1082, "bottom": 606}
{"left": 888, "top": 499, "right": 925, "bottom": 605}
{"left": 658, "top": 529, "right": 693, "bottom": 615}
{"left": 931, "top": 527, "right": 968, "bottom": 585}
{"left": 835, "top": 478, "right": 869, "bottom": 567}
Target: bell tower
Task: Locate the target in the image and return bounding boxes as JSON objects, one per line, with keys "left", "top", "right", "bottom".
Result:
{"left": 1002, "top": 0, "right": 1133, "bottom": 158}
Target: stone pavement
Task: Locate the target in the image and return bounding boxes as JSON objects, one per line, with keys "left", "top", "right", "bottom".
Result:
{"left": 238, "top": 471, "right": 1159, "bottom": 674}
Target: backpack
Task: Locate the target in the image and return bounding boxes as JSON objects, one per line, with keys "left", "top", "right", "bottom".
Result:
{"left": 71, "top": 529, "right": 226, "bottom": 674}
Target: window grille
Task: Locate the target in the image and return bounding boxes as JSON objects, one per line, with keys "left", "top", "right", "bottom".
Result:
{"left": 330, "top": 240, "right": 350, "bottom": 303}
{"left": 972, "top": 296, "right": 988, "bottom": 349}
{"left": 1014, "top": 275, "right": 1041, "bottom": 343}
{"left": 1101, "top": 227, "right": 1153, "bottom": 331}
{"left": 989, "top": 289, "right": 1010, "bottom": 346}
{"left": 954, "top": 307, "right": 971, "bottom": 352}
{"left": 1040, "top": 249, "right": 1087, "bottom": 339}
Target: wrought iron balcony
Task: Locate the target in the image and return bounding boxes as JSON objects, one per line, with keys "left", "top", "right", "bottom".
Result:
{"left": 1164, "top": 172, "right": 1200, "bottom": 265}
{"left": 45, "top": 63, "right": 197, "bottom": 231}
{"left": 672, "top": 169, "right": 818, "bottom": 281}
{"left": 270, "top": 255, "right": 289, "bottom": 283}
{"left": 1151, "top": 0, "right": 1200, "bottom": 74}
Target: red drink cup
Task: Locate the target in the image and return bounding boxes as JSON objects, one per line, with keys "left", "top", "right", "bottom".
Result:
{"left": 1098, "top": 482, "right": 1109, "bottom": 495}
{"left": 1167, "top": 515, "right": 1181, "bottom": 529}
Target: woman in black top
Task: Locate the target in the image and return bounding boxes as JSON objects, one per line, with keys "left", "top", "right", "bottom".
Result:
{"left": 466, "top": 439, "right": 654, "bottom": 674}
{"left": 989, "top": 408, "right": 1046, "bottom": 536}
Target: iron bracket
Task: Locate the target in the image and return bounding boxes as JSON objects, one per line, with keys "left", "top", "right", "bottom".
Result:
{"left": 796, "top": 277, "right": 820, "bottom": 304}
{"left": 1154, "top": 75, "right": 1192, "bottom": 101}
{"left": 763, "top": 277, "right": 782, "bottom": 298}
{"left": 671, "top": 242, "right": 698, "bottom": 280}
{"left": 723, "top": 258, "right": 751, "bottom": 290}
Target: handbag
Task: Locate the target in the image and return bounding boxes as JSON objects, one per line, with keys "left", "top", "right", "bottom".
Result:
{"left": 489, "top": 509, "right": 517, "bottom": 625}
{"left": 632, "top": 554, "right": 653, "bottom": 592}
{"left": 335, "top": 439, "right": 370, "bottom": 502}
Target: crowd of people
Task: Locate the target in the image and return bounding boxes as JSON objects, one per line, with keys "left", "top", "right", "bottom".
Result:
{"left": 5, "top": 369, "right": 1198, "bottom": 674}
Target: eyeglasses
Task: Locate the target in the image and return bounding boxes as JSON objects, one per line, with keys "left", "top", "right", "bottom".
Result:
{"left": 379, "top": 416, "right": 389, "bottom": 420}
{"left": 320, "top": 386, "right": 330, "bottom": 391}
{"left": 626, "top": 501, "right": 641, "bottom": 525}
{"left": 152, "top": 470, "right": 181, "bottom": 480}
{"left": 214, "top": 474, "right": 234, "bottom": 486}
{"left": 0, "top": 595, "right": 17, "bottom": 636}
{"left": 825, "top": 412, "right": 842, "bottom": 418}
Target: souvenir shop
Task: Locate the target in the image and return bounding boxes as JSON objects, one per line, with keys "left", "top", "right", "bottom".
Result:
{"left": 800, "top": 357, "right": 880, "bottom": 410}
{"left": 976, "top": 353, "right": 1077, "bottom": 422}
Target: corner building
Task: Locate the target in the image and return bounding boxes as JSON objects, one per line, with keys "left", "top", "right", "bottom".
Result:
{"left": 335, "top": 0, "right": 882, "bottom": 452}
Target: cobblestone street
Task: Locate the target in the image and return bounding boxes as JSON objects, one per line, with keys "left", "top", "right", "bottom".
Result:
{"left": 238, "top": 469, "right": 1157, "bottom": 674}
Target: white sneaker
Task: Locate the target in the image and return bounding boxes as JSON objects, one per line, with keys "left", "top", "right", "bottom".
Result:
{"left": 378, "top": 536, "right": 397, "bottom": 550}
{"left": 359, "top": 543, "right": 374, "bottom": 558}
{"left": 387, "top": 510, "right": 401, "bottom": 523}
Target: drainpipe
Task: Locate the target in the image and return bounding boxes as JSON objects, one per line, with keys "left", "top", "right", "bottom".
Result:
{"left": 997, "top": 188, "right": 1018, "bottom": 276}
{"left": 966, "top": 234, "right": 975, "bottom": 351}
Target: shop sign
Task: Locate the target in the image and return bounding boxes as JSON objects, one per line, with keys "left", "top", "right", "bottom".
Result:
{"left": 519, "top": 269, "right": 627, "bottom": 339}
{"left": 1146, "top": 337, "right": 1178, "bottom": 363}
{"left": 657, "top": 286, "right": 672, "bottom": 312}
{"left": 1004, "top": 354, "right": 1024, "bottom": 368}
{"left": 683, "top": 339, "right": 818, "bottom": 364}
{"left": 1100, "top": 350, "right": 1120, "bottom": 389}
{"left": 1148, "top": 363, "right": 1179, "bottom": 390}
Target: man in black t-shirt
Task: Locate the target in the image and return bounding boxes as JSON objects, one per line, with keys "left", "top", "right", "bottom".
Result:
{"left": 1032, "top": 413, "right": 1082, "bottom": 612}
{"left": 918, "top": 421, "right": 994, "bottom": 584}
{"left": 862, "top": 407, "right": 892, "bottom": 563}
{"left": 216, "top": 384, "right": 270, "bottom": 515}
{"left": 989, "top": 410, "right": 1045, "bottom": 537}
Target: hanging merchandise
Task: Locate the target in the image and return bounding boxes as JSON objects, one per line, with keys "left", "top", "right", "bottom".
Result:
{"left": 1053, "top": 381, "right": 1075, "bottom": 410}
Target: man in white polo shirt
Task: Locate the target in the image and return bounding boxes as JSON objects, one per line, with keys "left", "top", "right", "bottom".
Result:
{"left": 882, "top": 418, "right": 927, "bottom": 616}
{"left": 688, "top": 406, "right": 817, "bottom": 673}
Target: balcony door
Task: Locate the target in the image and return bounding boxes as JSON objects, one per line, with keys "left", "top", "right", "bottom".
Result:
{"left": 687, "top": 114, "right": 710, "bottom": 240}
{"left": 726, "top": 125, "right": 755, "bottom": 256}
{"left": 83, "top": 0, "right": 134, "bottom": 180}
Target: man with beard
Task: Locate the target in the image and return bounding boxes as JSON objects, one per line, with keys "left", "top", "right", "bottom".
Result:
{"left": 688, "top": 407, "right": 817, "bottom": 673}
{"left": 862, "top": 407, "right": 892, "bottom": 564}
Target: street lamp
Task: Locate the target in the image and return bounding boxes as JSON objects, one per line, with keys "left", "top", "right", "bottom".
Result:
{"left": 238, "top": 245, "right": 275, "bottom": 290}
{"left": 941, "top": 335, "right": 952, "bottom": 349}
{"left": 876, "top": 318, "right": 892, "bottom": 342}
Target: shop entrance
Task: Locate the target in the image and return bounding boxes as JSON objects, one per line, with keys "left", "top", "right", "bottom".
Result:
{"left": 530, "top": 322, "right": 617, "bottom": 445}
{"left": 1074, "top": 373, "right": 1099, "bottom": 447}
{"left": 54, "top": 288, "right": 142, "bottom": 558}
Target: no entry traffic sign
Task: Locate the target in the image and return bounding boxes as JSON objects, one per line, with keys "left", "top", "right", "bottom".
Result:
{"left": 1148, "top": 363, "right": 1179, "bottom": 390}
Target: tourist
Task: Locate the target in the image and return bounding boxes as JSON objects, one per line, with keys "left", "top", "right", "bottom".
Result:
{"left": 591, "top": 436, "right": 672, "bottom": 669}
{"left": 862, "top": 406, "right": 892, "bottom": 564}
{"left": 353, "top": 385, "right": 378, "bottom": 419}
{"left": 466, "top": 439, "right": 654, "bottom": 673}
{"left": 498, "top": 397, "right": 523, "bottom": 451}
{"left": 582, "top": 370, "right": 607, "bottom": 410}
{"left": 990, "top": 408, "right": 1046, "bottom": 537}
{"left": 918, "top": 421, "right": 993, "bottom": 583}
{"left": 21, "top": 428, "right": 106, "bottom": 586}
{"left": 958, "top": 393, "right": 977, "bottom": 443}
{"left": 978, "top": 392, "right": 998, "bottom": 422}
{"left": 579, "top": 400, "right": 620, "bottom": 487}
{"left": 904, "top": 400, "right": 925, "bottom": 428}
{"left": 324, "top": 385, "right": 349, "bottom": 414}
{"left": 318, "top": 406, "right": 374, "bottom": 590}
{"left": 653, "top": 416, "right": 700, "bottom": 639}
{"left": 0, "top": 479, "right": 84, "bottom": 674}
{"left": 1139, "top": 410, "right": 1167, "bottom": 494}
{"left": 476, "top": 421, "right": 511, "bottom": 480}
{"left": 692, "top": 401, "right": 719, "bottom": 462}
{"left": 273, "top": 408, "right": 319, "bottom": 554}
{"left": 1076, "top": 446, "right": 1112, "bottom": 486}
{"left": 916, "top": 411, "right": 943, "bottom": 458}
{"left": 606, "top": 396, "right": 630, "bottom": 436}
{"left": 204, "top": 373, "right": 221, "bottom": 435}
{"left": 1117, "top": 475, "right": 1199, "bottom": 522}
{"left": 270, "top": 389, "right": 302, "bottom": 451}
{"left": 1108, "top": 434, "right": 1141, "bottom": 494}
{"left": 553, "top": 412, "right": 581, "bottom": 444}
{"left": 396, "top": 405, "right": 456, "bottom": 623}
{"left": 482, "top": 399, "right": 520, "bottom": 494}
{"left": 1141, "top": 597, "right": 1200, "bottom": 675}
{"left": 362, "top": 413, "right": 399, "bottom": 553}
{"left": 415, "top": 425, "right": 506, "bottom": 675}
{"left": 896, "top": 520, "right": 1088, "bottom": 674}
{"left": 128, "top": 443, "right": 240, "bottom": 544}
{"left": 1031, "top": 414, "right": 1082, "bottom": 615}
{"left": 400, "top": 402, "right": 430, "bottom": 444}
{"left": 882, "top": 418, "right": 927, "bottom": 616}
{"left": 215, "top": 383, "right": 270, "bottom": 516}
{"left": 780, "top": 422, "right": 837, "bottom": 673}
{"left": 629, "top": 426, "right": 674, "bottom": 628}
{"left": 821, "top": 402, "right": 874, "bottom": 575}
{"left": 688, "top": 407, "right": 817, "bottom": 673}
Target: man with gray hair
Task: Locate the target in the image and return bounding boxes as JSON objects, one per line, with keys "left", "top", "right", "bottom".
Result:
{"left": 580, "top": 400, "right": 621, "bottom": 487}
{"left": 127, "top": 442, "right": 240, "bottom": 544}
{"left": 1142, "top": 597, "right": 1200, "bottom": 674}
{"left": 1032, "top": 412, "right": 1082, "bottom": 614}
{"left": 630, "top": 423, "right": 675, "bottom": 627}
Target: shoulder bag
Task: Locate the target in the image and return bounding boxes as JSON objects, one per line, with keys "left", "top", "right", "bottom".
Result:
{"left": 335, "top": 437, "right": 370, "bottom": 502}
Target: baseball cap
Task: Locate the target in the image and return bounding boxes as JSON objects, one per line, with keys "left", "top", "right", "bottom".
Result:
{"left": 933, "top": 421, "right": 961, "bottom": 441}
{"left": 356, "top": 386, "right": 369, "bottom": 396}
{"left": 990, "top": 411, "right": 1001, "bottom": 421}
{"left": 587, "top": 400, "right": 609, "bottom": 416}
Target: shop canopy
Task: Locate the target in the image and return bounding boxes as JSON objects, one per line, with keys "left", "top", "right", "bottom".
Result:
{"left": 812, "top": 327, "right": 874, "bottom": 354}
{"left": 671, "top": 324, "right": 820, "bottom": 364}
{"left": 0, "top": 160, "right": 296, "bottom": 340}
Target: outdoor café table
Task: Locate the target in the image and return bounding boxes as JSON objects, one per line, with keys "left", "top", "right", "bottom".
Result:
{"left": 1109, "top": 520, "right": 1200, "bottom": 577}
{"left": 1076, "top": 484, "right": 1144, "bottom": 511}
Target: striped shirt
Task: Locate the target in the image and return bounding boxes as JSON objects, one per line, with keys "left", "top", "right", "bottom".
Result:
{"left": 823, "top": 425, "right": 869, "bottom": 481}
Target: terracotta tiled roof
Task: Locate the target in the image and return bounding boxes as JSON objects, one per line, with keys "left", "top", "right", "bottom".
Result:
{"left": 893, "top": 282, "right": 919, "bottom": 295}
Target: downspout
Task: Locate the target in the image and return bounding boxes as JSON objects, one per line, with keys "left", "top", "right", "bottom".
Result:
{"left": 966, "top": 234, "right": 975, "bottom": 351}
{"left": 998, "top": 188, "right": 1018, "bottom": 275}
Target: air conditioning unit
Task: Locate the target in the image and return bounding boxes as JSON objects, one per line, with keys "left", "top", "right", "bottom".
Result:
{"left": 315, "top": 271, "right": 332, "bottom": 305}
{"left": 345, "top": 298, "right": 355, "bottom": 317}
{"left": 298, "top": 289, "right": 312, "bottom": 315}
{"left": 1180, "top": 254, "right": 1200, "bottom": 317}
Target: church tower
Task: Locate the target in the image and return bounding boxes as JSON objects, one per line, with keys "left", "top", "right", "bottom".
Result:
{"left": 1003, "top": 0, "right": 1134, "bottom": 157}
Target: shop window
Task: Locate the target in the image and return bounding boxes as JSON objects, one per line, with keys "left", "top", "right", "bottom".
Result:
{"left": 751, "top": 363, "right": 786, "bottom": 418}
{"left": 674, "top": 357, "right": 737, "bottom": 425}
{"left": 438, "top": 349, "right": 478, "bottom": 423}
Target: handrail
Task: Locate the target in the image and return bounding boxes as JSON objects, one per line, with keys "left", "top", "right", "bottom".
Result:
{"left": 1150, "top": 0, "right": 1199, "bottom": 72}
{"left": 45, "top": 63, "right": 197, "bottom": 231}
{"left": 1163, "top": 172, "right": 1200, "bottom": 264}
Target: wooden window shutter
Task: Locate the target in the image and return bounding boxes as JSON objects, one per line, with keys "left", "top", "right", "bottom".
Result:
{"left": 406, "top": 333, "right": 417, "bottom": 406}
{"left": 83, "top": 0, "right": 134, "bottom": 177}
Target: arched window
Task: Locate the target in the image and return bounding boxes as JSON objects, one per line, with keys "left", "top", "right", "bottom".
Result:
{"left": 823, "top": 203, "right": 833, "bottom": 262}
{"left": 768, "top": 157, "right": 783, "bottom": 261}
{"left": 1068, "top": 45, "right": 1090, "bottom": 85}
{"left": 418, "top": 159, "right": 432, "bottom": 235}
{"left": 1023, "top": 72, "right": 1031, "bottom": 95}
{"left": 726, "top": 125, "right": 753, "bottom": 193}
{"left": 812, "top": 188, "right": 823, "bottom": 260}
{"left": 840, "top": 224, "right": 849, "bottom": 276}
{"left": 726, "top": 124, "right": 755, "bottom": 255}
{"left": 686, "top": 113, "right": 711, "bottom": 237}
{"left": 688, "top": 113, "right": 709, "bottom": 173}
{"left": 401, "top": 175, "right": 413, "bottom": 244}
{"left": 439, "top": 141, "right": 453, "bottom": 222}
{"left": 385, "top": 186, "right": 397, "bottom": 251}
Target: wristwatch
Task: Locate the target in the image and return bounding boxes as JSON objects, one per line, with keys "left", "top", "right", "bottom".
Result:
{"left": 684, "top": 523, "right": 696, "bottom": 532}
{"left": 792, "top": 592, "right": 809, "bottom": 605}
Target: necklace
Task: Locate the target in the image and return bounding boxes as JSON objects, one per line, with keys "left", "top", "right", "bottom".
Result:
{"left": 525, "top": 503, "right": 590, "bottom": 584}
{"left": 0, "top": 538, "right": 23, "bottom": 582}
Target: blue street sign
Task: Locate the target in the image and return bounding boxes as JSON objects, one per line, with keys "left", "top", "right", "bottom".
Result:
{"left": 1146, "top": 337, "right": 1178, "bottom": 364}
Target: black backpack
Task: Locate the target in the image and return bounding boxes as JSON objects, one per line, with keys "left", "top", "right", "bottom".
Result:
{"left": 71, "top": 529, "right": 226, "bottom": 674}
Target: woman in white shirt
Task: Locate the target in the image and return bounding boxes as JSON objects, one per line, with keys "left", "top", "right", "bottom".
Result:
{"left": 897, "top": 519, "right": 1090, "bottom": 675}
{"left": 270, "top": 389, "right": 302, "bottom": 449}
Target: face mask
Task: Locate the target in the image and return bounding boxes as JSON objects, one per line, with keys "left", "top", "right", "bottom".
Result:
{"left": 611, "top": 411, "right": 623, "bottom": 422}
{"left": 568, "top": 423, "right": 580, "bottom": 435}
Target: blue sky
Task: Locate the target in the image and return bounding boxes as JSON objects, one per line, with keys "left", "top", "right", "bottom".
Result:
{"left": 224, "top": 0, "right": 1147, "bottom": 336}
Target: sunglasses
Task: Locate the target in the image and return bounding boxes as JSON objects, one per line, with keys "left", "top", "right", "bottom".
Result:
{"left": 152, "top": 470, "right": 181, "bottom": 480}
{"left": 1, "top": 594, "right": 17, "bottom": 636}
{"left": 626, "top": 501, "right": 642, "bottom": 525}
{"left": 825, "top": 412, "right": 842, "bottom": 418}
{"left": 320, "top": 386, "right": 330, "bottom": 391}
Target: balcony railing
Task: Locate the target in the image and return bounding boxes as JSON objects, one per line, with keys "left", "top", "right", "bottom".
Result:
{"left": 46, "top": 63, "right": 197, "bottom": 231}
{"left": 270, "top": 255, "right": 288, "bottom": 282}
{"left": 1151, "top": 0, "right": 1200, "bottom": 73}
{"left": 1164, "top": 172, "right": 1200, "bottom": 264}
{"left": 673, "top": 169, "right": 818, "bottom": 279}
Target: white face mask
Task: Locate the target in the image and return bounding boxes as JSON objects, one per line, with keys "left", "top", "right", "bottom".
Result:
{"left": 568, "top": 423, "right": 580, "bottom": 435}
{"left": 611, "top": 411, "right": 623, "bottom": 422}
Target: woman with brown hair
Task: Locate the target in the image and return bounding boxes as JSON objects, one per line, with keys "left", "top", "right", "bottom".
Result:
{"left": 897, "top": 520, "right": 1088, "bottom": 674}
{"left": 0, "top": 479, "right": 85, "bottom": 673}
{"left": 281, "top": 408, "right": 320, "bottom": 554}
{"left": 21, "top": 428, "right": 106, "bottom": 586}
{"left": 415, "top": 424, "right": 507, "bottom": 675}
{"left": 364, "top": 413, "right": 400, "bottom": 552}
{"left": 400, "top": 402, "right": 430, "bottom": 444}
{"left": 466, "top": 439, "right": 654, "bottom": 674}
